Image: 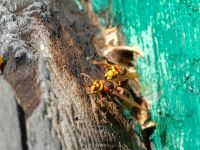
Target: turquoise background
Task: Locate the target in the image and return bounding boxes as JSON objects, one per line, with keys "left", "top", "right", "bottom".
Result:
{"left": 91, "top": 0, "right": 200, "bottom": 149}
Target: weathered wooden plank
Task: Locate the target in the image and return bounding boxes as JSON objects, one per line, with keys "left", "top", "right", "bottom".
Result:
{"left": 0, "top": 0, "right": 146, "bottom": 149}
{"left": 0, "top": 77, "right": 22, "bottom": 150}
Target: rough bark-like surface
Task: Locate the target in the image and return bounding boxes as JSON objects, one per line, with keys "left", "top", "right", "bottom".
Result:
{"left": 0, "top": 0, "right": 145, "bottom": 149}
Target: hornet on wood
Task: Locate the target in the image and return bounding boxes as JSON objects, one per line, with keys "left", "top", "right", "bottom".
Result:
{"left": 80, "top": 73, "right": 147, "bottom": 112}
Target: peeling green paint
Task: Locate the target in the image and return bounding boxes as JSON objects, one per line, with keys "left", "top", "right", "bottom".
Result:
{"left": 91, "top": 0, "right": 200, "bottom": 149}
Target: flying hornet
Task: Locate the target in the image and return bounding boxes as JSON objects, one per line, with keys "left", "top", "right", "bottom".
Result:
{"left": 92, "top": 60, "right": 137, "bottom": 80}
{"left": 80, "top": 73, "right": 147, "bottom": 112}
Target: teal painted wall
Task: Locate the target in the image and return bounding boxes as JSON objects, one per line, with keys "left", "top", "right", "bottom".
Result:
{"left": 91, "top": 0, "right": 200, "bottom": 149}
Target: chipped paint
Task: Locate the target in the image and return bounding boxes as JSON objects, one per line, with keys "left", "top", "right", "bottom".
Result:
{"left": 91, "top": 0, "right": 200, "bottom": 149}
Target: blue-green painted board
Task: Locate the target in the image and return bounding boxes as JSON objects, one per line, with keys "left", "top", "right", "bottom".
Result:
{"left": 91, "top": 0, "right": 200, "bottom": 149}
